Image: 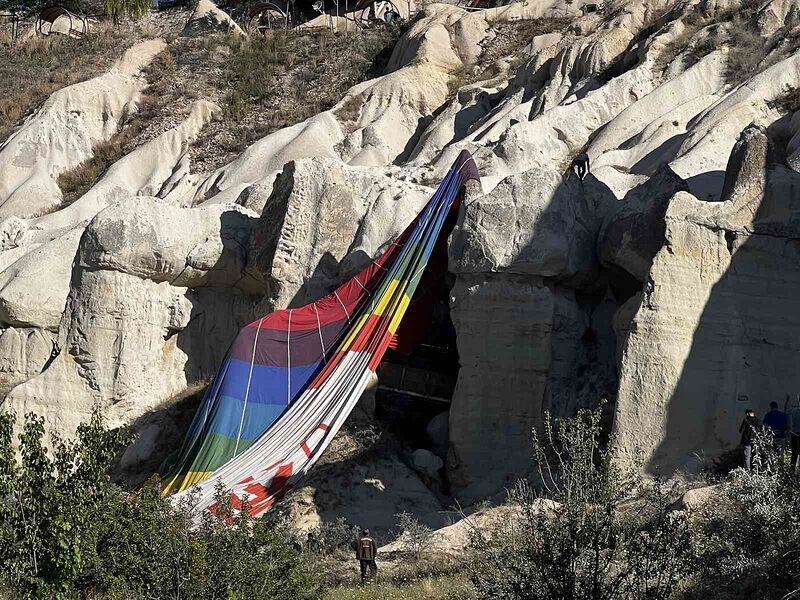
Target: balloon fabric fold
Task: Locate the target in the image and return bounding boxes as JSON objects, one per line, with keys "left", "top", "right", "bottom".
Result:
{"left": 161, "top": 150, "right": 479, "bottom": 517}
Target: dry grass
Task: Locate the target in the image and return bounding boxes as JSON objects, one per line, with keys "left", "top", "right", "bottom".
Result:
{"left": 189, "top": 28, "right": 400, "bottom": 171}
{"left": 766, "top": 85, "right": 800, "bottom": 115}
{"left": 725, "top": 27, "right": 768, "bottom": 84}
{"left": 654, "top": 0, "right": 777, "bottom": 82}
{"left": 54, "top": 34, "right": 221, "bottom": 206}
{"left": 323, "top": 573, "right": 477, "bottom": 600}
{"left": 56, "top": 96, "right": 158, "bottom": 206}
{"left": 0, "top": 23, "right": 136, "bottom": 145}
{"left": 440, "top": 18, "right": 571, "bottom": 102}
{"left": 27, "top": 24, "right": 402, "bottom": 208}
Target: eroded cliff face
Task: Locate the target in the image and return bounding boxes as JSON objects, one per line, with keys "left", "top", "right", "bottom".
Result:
{"left": 1, "top": 0, "right": 800, "bottom": 512}
{"left": 613, "top": 125, "right": 800, "bottom": 475}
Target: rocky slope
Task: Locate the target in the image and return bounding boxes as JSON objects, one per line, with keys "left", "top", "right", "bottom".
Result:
{"left": 1, "top": 0, "right": 799, "bottom": 525}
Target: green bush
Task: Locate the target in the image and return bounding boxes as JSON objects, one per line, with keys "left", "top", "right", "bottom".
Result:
{"left": 0, "top": 410, "right": 132, "bottom": 598}
{"left": 469, "top": 405, "right": 693, "bottom": 600}
{"left": 0, "top": 411, "right": 319, "bottom": 600}
{"left": 688, "top": 465, "right": 800, "bottom": 599}
{"left": 103, "top": 0, "right": 150, "bottom": 21}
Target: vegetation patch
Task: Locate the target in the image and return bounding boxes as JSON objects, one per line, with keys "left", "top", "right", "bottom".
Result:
{"left": 653, "top": 0, "right": 800, "bottom": 86}
{"left": 0, "top": 410, "right": 319, "bottom": 599}
{"left": 56, "top": 95, "right": 159, "bottom": 206}
{"left": 323, "top": 574, "right": 478, "bottom": 600}
{"left": 0, "top": 24, "right": 137, "bottom": 146}
{"left": 190, "top": 28, "right": 400, "bottom": 172}
{"left": 469, "top": 404, "right": 693, "bottom": 600}
{"left": 451, "top": 17, "right": 572, "bottom": 93}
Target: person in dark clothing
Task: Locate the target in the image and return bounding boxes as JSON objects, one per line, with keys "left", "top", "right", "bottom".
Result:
{"left": 739, "top": 408, "right": 760, "bottom": 470}
{"left": 786, "top": 395, "right": 800, "bottom": 470}
{"left": 352, "top": 528, "right": 377, "bottom": 584}
{"left": 572, "top": 153, "right": 590, "bottom": 180}
{"left": 763, "top": 401, "right": 788, "bottom": 453}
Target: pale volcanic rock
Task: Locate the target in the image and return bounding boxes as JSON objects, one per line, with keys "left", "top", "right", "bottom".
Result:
{"left": 669, "top": 484, "right": 721, "bottom": 512}
{"left": 249, "top": 158, "right": 432, "bottom": 311}
{"left": 612, "top": 125, "right": 800, "bottom": 474}
{"left": 3, "top": 199, "right": 260, "bottom": 437}
{"left": 0, "top": 327, "right": 55, "bottom": 397}
{"left": 0, "top": 39, "right": 166, "bottom": 219}
{"left": 2, "top": 0, "right": 800, "bottom": 514}
{"left": 598, "top": 165, "right": 689, "bottom": 282}
{"left": 182, "top": 0, "right": 245, "bottom": 37}
{"left": 0, "top": 102, "right": 220, "bottom": 397}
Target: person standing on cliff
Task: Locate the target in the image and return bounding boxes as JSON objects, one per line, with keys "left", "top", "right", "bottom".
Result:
{"left": 352, "top": 528, "right": 378, "bottom": 584}
{"left": 739, "top": 408, "right": 760, "bottom": 470}
{"left": 572, "top": 153, "right": 590, "bottom": 180}
{"left": 786, "top": 395, "right": 800, "bottom": 470}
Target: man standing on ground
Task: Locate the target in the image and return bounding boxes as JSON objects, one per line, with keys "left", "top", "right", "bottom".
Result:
{"left": 353, "top": 528, "right": 377, "bottom": 584}
{"left": 786, "top": 395, "right": 800, "bottom": 470}
{"left": 763, "top": 400, "right": 789, "bottom": 454}
{"left": 739, "top": 408, "right": 760, "bottom": 470}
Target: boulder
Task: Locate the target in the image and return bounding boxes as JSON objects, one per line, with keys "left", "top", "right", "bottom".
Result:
{"left": 182, "top": 0, "right": 245, "bottom": 37}
{"left": 411, "top": 448, "right": 444, "bottom": 478}
{"left": 426, "top": 411, "right": 449, "bottom": 459}
{"left": 669, "top": 484, "right": 721, "bottom": 512}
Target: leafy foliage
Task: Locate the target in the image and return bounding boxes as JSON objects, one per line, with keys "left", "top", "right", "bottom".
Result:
{"left": 0, "top": 411, "right": 319, "bottom": 599}
{"left": 469, "top": 405, "right": 693, "bottom": 600}
{"left": 688, "top": 458, "right": 800, "bottom": 599}
{"left": 312, "top": 516, "right": 360, "bottom": 555}
{"left": 103, "top": 0, "right": 150, "bottom": 21}
{"left": 395, "top": 511, "right": 433, "bottom": 561}
{"left": 0, "top": 410, "right": 132, "bottom": 598}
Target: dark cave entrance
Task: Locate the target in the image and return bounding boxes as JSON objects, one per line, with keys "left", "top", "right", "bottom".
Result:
{"left": 373, "top": 271, "right": 458, "bottom": 479}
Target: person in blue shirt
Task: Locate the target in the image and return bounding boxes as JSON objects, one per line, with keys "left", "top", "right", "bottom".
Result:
{"left": 763, "top": 401, "right": 788, "bottom": 453}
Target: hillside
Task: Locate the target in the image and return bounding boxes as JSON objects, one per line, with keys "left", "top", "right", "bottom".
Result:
{"left": 0, "top": 0, "right": 799, "bottom": 575}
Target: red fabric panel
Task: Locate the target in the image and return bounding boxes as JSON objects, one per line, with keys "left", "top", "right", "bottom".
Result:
{"left": 388, "top": 193, "right": 461, "bottom": 354}
{"left": 248, "top": 238, "right": 406, "bottom": 333}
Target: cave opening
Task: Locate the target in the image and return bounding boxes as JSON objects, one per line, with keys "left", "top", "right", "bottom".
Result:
{"left": 372, "top": 270, "right": 459, "bottom": 493}
{"left": 374, "top": 271, "right": 458, "bottom": 437}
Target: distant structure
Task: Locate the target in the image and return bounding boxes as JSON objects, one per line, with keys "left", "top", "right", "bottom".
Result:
{"left": 36, "top": 6, "right": 88, "bottom": 38}
{"left": 0, "top": 6, "right": 24, "bottom": 41}
{"left": 247, "top": 0, "right": 294, "bottom": 31}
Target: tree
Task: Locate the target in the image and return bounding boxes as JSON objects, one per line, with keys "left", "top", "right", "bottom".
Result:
{"left": 103, "top": 0, "right": 150, "bottom": 23}
{"left": 469, "top": 405, "right": 693, "bottom": 600}
{"left": 0, "top": 410, "right": 132, "bottom": 598}
{"left": 0, "top": 411, "right": 320, "bottom": 599}
{"left": 396, "top": 511, "right": 434, "bottom": 561}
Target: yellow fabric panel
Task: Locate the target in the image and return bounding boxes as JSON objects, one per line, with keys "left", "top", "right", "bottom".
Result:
{"left": 387, "top": 293, "right": 412, "bottom": 334}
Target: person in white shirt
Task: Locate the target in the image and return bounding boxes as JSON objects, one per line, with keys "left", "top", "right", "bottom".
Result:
{"left": 785, "top": 394, "right": 800, "bottom": 470}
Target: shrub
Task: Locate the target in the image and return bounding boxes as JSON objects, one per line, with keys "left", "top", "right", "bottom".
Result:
{"left": 395, "top": 511, "right": 434, "bottom": 561}
{"left": 688, "top": 465, "right": 800, "bottom": 599}
{"left": 469, "top": 405, "right": 693, "bottom": 600}
{"left": 0, "top": 411, "right": 319, "bottom": 599}
{"left": 0, "top": 410, "right": 132, "bottom": 598}
{"left": 725, "top": 28, "right": 767, "bottom": 85}
{"left": 314, "top": 516, "right": 359, "bottom": 554}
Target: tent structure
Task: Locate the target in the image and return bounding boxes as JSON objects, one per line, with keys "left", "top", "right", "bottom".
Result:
{"left": 162, "top": 150, "right": 479, "bottom": 517}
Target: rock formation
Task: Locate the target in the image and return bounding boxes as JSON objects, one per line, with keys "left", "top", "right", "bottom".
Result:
{"left": 1, "top": 0, "right": 800, "bottom": 517}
